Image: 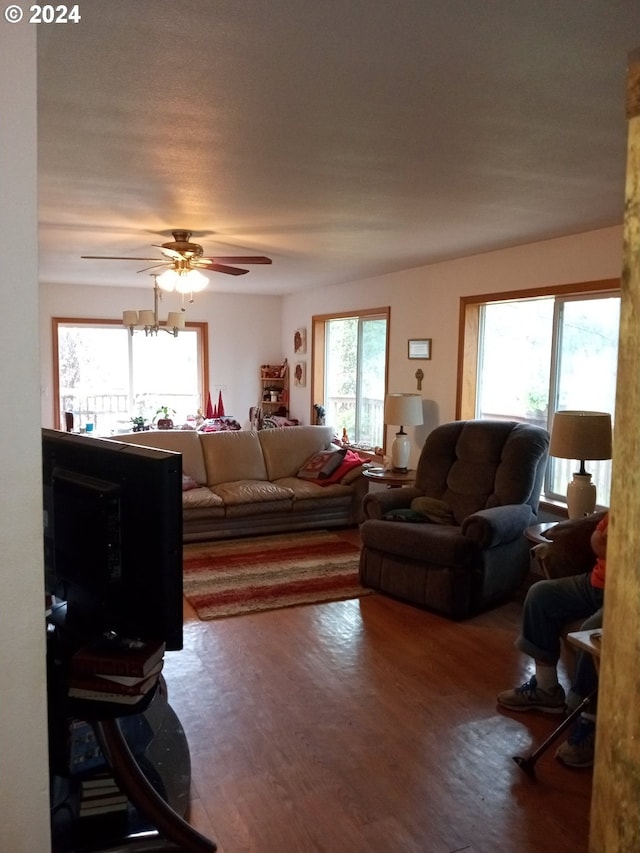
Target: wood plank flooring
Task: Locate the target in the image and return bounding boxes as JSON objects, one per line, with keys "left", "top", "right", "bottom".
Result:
{"left": 162, "top": 533, "right": 592, "bottom": 853}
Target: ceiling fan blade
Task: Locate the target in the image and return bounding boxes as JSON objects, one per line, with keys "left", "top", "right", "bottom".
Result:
{"left": 199, "top": 256, "right": 272, "bottom": 265}
{"left": 199, "top": 262, "right": 249, "bottom": 276}
{"left": 136, "top": 262, "right": 171, "bottom": 273}
{"left": 81, "top": 255, "right": 165, "bottom": 261}
{"left": 154, "top": 246, "right": 185, "bottom": 261}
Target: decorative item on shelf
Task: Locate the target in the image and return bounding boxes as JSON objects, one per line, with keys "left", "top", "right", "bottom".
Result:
{"left": 122, "top": 275, "right": 186, "bottom": 337}
{"left": 294, "top": 327, "right": 307, "bottom": 354}
{"left": 384, "top": 393, "right": 424, "bottom": 472}
{"left": 154, "top": 406, "right": 176, "bottom": 430}
{"left": 549, "top": 410, "right": 612, "bottom": 518}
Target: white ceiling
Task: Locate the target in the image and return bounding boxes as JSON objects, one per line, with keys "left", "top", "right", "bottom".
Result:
{"left": 37, "top": 1, "right": 640, "bottom": 296}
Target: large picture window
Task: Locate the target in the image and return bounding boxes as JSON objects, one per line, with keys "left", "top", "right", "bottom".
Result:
{"left": 312, "top": 308, "right": 389, "bottom": 449}
{"left": 458, "top": 280, "right": 620, "bottom": 507}
{"left": 53, "top": 318, "right": 208, "bottom": 434}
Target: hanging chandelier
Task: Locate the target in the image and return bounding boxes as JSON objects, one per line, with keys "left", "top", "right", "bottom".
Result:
{"left": 122, "top": 275, "right": 187, "bottom": 337}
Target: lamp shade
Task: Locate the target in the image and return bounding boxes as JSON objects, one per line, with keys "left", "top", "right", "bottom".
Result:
{"left": 384, "top": 393, "right": 424, "bottom": 427}
{"left": 549, "top": 411, "right": 612, "bottom": 461}
{"left": 166, "top": 311, "right": 185, "bottom": 330}
{"left": 384, "top": 393, "right": 423, "bottom": 472}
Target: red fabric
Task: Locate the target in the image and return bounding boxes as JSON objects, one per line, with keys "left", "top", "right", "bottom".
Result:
{"left": 315, "top": 450, "right": 364, "bottom": 486}
{"left": 590, "top": 513, "right": 608, "bottom": 589}
{"left": 205, "top": 392, "right": 214, "bottom": 419}
{"left": 217, "top": 390, "right": 225, "bottom": 417}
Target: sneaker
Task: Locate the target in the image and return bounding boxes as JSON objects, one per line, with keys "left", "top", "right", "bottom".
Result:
{"left": 555, "top": 716, "right": 596, "bottom": 768}
{"left": 497, "top": 676, "right": 566, "bottom": 714}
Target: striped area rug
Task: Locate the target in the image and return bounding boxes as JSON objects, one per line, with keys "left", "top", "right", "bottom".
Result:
{"left": 182, "top": 530, "right": 372, "bottom": 620}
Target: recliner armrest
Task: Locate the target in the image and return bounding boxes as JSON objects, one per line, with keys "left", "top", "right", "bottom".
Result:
{"left": 461, "top": 504, "right": 533, "bottom": 548}
{"left": 361, "top": 487, "right": 422, "bottom": 520}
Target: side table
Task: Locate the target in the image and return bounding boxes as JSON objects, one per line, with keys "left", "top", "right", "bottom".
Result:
{"left": 363, "top": 467, "right": 415, "bottom": 488}
{"left": 523, "top": 521, "right": 557, "bottom": 546}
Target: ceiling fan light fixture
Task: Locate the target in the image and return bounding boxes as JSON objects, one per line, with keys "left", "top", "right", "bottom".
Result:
{"left": 156, "top": 268, "right": 179, "bottom": 292}
{"left": 176, "top": 268, "right": 209, "bottom": 293}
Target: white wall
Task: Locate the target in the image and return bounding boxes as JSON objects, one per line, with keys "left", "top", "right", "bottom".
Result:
{"left": 39, "top": 284, "right": 284, "bottom": 429}
{"left": 0, "top": 24, "right": 52, "bottom": 852}
{"left": 282, "top": 225, "right": 624, "bottom": 466}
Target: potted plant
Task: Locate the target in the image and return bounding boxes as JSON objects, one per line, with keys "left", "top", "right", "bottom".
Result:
{"left": 130, "top": 415, "right": 148, "bottom": 432}
{"left": 154, "top": 405, "right": 176, "bottom": 430}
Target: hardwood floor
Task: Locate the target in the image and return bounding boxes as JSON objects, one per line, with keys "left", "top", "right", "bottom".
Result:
{"left": 162, "top": 534, "right": 592, "bottom": 853}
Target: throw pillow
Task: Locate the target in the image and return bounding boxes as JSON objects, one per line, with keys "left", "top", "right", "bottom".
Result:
{"left": 410, "top": 496, "right": 455, "bottom": 525}
{"left": 297, "top": 448, "right": 347, "bottom": 480}
{"left": 384, "top": 508, "right": 428, "bottom": 523}
{"left": 182, "top": 473, "right": 200, "bottom": 491}
{"left": 315, "top": 449, "right": 364, "bottom": 486}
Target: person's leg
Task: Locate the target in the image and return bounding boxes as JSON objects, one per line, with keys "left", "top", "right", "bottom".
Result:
{"left": 566, "top": 608, "right": 602, "bottom": 712}
{"left": 555, "top": 608, "right": 602, "bottom": 768}
{"left": 498, "top": 575, "right": 603, "bottom": 713}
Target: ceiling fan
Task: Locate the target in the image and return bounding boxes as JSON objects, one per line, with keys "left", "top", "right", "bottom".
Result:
{"left": 81, "top": 230, "right": 272, "bottom": 279}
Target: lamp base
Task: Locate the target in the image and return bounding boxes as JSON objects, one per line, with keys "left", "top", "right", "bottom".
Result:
{"left": 566, "top": 473, "right": 597, "bottom": 519}
{"left": 391, "top": 431, "right": 410, "bottom": 472}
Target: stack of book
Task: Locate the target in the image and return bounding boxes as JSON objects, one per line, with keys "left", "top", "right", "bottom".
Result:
{"left": 68, "top": 637, "right": 165, "bottom": 705}
{"left": 78, "top": 772, "right": 128, "bottom": 819}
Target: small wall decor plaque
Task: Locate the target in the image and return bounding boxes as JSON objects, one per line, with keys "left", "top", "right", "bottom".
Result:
{"left": 294, "top": 327, "right": 307, "bottom": 354}
{"left": 408, "top": 338, "right": 432, "bottom": 360}
{"left": 294, "top": 362, "right": 306, "bottom": 386}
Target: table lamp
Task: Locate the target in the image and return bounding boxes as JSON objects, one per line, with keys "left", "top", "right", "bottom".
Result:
{"left": 384, "top": 393, "right": 423, "bottom": 472}
{"left": 549, "top": 410, "right": 612, "bottom": 518}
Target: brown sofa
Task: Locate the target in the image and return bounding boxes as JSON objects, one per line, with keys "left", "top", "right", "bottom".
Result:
{"left": 116, "top": 425, "right": 367, "bottom": 541}
{"left": 358, "top": 419, "right": 550, "bottom": 619}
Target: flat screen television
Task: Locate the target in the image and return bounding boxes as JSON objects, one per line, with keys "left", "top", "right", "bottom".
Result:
{"left": 42, "top": 428, "right": 183, "bottom": 651}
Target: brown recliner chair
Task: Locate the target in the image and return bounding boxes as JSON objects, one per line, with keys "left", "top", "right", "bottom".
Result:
{"left": 359, "top": 419, "right": 550, "bottom": 619}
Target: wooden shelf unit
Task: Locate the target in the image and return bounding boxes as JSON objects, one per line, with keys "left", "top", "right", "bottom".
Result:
{"left": 259, "top": 362, "right": 289, "bottom": 416}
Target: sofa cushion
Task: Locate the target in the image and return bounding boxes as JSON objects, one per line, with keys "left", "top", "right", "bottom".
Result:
{"left": 117, "top": 429, "right": 207, "bottom": 484}
{"left": 182, "top": 487, "right": 224, "bottom": 508}
{"left": 276, "top": 476, "right": 353, "bottom": 500}
{"left": 212, "top": 479, "right": 294, "bottom": 505}
{"left": 200, "top": 430, "right": 268, "bottom": 486}
{"left": 259, "top": 425, "right": 335, "bottom": 480}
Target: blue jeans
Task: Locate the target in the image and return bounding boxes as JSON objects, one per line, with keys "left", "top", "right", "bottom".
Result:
{"left": 516, "top": 572, "right": 604, "bottom": 703}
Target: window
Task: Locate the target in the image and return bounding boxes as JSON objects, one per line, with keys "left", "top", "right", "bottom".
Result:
{"left": 458, "top": 280, "right": 620, "bottom": 506}
{"left": 312, "top": 308, "right": 389, "bottom": 449}
{"left": 53, "top": 318, "right": 209, "bottom": 434}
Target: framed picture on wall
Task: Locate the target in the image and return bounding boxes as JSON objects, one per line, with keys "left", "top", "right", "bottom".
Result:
{"left": 294, "top": 362, "right": 306, "bottom": 386}
{"left": 294, "top": 328, "right": 307, "bottom": 354}
{"left": 408, "top": 338, "right": 432, "bottom": 360}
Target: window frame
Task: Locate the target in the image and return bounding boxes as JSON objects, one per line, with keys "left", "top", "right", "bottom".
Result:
{"left": 456, "top": 278, "right": 620, "bottom": 510}
{"left": 52, "top": 316, "right": 209, "bottom": 431}
{"left": 311, "top": 307, "right": 390, "bottom": 450}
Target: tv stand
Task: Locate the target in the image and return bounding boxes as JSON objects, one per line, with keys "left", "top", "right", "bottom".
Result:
{"left": 47, "top": 618, "right": 216, "bottom": 852}
{"left": 92, "top": 714, "right": 215, "bottom": 852}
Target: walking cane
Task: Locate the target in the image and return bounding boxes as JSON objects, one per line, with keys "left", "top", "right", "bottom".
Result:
{"left": 512, "top": 688, "right": 597, "bottom": 779}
